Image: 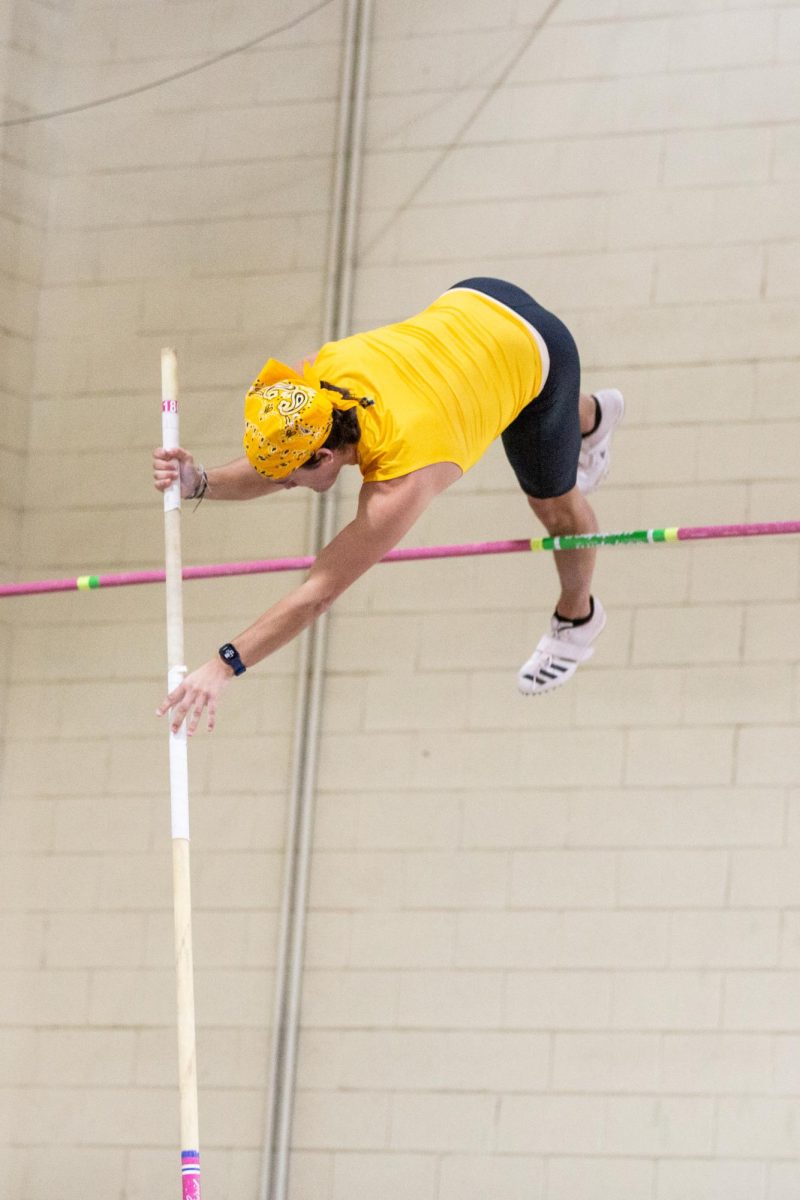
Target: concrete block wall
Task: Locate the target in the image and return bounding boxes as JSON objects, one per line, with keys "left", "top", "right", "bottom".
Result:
{"left": 302, "top": 2, "right": 800, "bottom": 1199}
{"left": 0, "top": 1, "right": 40, "bottom": 575}
{"left": 0, "top": 1, "right": 342, "bottom": 1197}
{"left": 0, "top": 0, "right": 58, "bottom": 935}
{"left": 0, "top": 1, "right": 799, "bottom": 1198}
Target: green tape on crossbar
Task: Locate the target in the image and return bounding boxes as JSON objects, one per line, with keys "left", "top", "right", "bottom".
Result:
{"left": 76, "top": 575, "right": 100, "bottom": 590}
{"left": 529, "top": 528, "right": 677, "bottom": 552}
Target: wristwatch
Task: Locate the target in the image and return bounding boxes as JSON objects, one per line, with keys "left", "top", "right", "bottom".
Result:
{"left": 218, "top": 642, "right": 247, "bottom": 676}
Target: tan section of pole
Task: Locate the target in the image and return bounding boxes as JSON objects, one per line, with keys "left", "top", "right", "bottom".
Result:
{"left": 173, "top": 839, "right": 200, "bottom": 1156}
{"left": 161, "top": 347, "right": 202, "bottom": 1200}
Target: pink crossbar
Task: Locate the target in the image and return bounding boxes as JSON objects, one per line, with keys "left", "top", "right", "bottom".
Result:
{"left": 676, "top": 521, "right": 800, "bottom": 541}
{"left": 1, "top": 523, "right": 798, "bottom": 599}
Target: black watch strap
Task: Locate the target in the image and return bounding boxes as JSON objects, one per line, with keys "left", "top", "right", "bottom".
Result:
{"left": 218, "top": 642, "right": 246, "bottom": 676}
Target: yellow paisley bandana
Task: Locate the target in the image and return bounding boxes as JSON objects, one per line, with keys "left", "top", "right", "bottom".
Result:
{"left": 243, "top": 358, "right": 335, "bottom": 480}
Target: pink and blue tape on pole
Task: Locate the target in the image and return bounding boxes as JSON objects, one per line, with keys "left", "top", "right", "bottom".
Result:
{"left": 181, "top": 1149, "right": 200, "bottom": 1199}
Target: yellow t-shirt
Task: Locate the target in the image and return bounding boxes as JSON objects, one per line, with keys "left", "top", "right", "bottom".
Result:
{"left": 311, "top": 288, "right": 547, "bottom": 481}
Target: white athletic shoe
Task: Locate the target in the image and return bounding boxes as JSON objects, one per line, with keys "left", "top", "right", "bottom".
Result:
{"left": 577, "top": 388, "right": 625, "bottom": 494}
{"left": 517, "top": 596, "right": 607, "bottom": 696}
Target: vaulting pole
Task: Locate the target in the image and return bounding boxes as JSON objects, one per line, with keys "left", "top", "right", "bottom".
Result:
{"left": 161, "top": 347, "right": 201, "bottom": 1200}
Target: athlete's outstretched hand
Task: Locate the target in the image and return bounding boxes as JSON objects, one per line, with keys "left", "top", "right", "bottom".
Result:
{"left": 156, "top": 657, "right": 232, "bottom": 736}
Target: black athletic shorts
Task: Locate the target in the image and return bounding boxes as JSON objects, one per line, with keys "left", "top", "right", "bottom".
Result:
{"left": 449, "top": 277, "right": 582, "bottom": 499}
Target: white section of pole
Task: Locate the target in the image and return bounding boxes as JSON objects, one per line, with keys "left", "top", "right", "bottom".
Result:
{"left": 161, "top": 347, "right": 201, "bottom": 1200}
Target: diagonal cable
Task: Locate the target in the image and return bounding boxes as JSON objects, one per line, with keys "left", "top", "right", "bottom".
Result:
{"left": 358, "top": 0, "right": 563, "bottom": 259}
{"left": 0, "top": 0, "right": 336, "bottom": 127}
